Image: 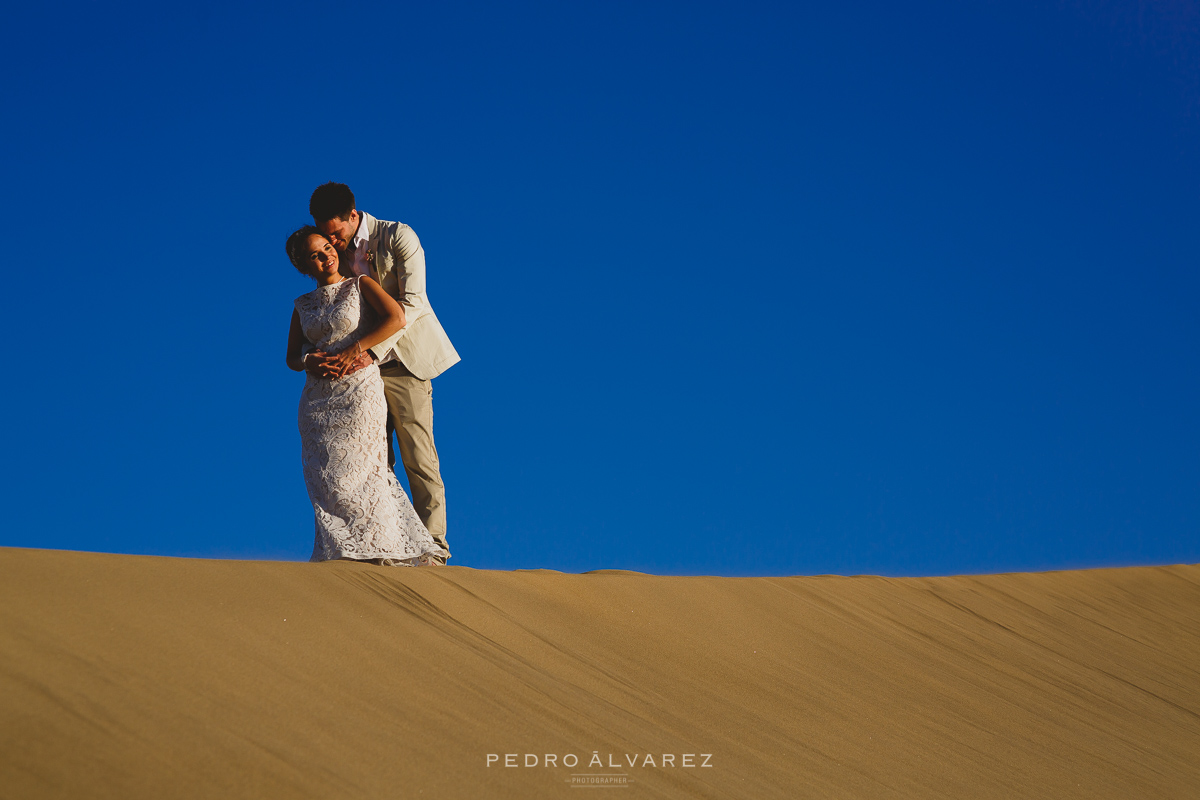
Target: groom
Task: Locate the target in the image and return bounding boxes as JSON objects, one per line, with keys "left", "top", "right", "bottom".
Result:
{"left": 308, "top": 182, "right": 460, "bottom": 564}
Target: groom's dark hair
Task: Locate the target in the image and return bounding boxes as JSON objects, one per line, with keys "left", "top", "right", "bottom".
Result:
{"left": 309, "top": 182, "right": 356, "bottom": 223}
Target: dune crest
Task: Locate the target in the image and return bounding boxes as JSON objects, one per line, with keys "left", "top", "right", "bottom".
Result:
{"left": 1, "top": 547, "right": 1198, "bottom": 798}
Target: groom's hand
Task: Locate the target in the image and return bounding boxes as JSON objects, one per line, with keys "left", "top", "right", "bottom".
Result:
{"left": 322, "top": 347, "right": 374, "bottom": 380}
{"left": 340, "top": 351, "right": 375, "bottom": 377}
{"left": 328, "top": 350, "right": 374, "bottom": 379}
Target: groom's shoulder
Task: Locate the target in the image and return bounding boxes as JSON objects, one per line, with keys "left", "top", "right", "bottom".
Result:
{"left": 364, "top": 211, "right": 415, "bottom": 239}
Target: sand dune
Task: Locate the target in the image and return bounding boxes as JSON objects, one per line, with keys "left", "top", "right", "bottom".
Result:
{"left": 1, "top": 547, "right": 1198, "bottom": 799}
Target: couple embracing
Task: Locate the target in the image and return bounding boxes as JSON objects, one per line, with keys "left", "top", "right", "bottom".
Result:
{"left": 285, "top": 182, "right": 458, "bottom": 567}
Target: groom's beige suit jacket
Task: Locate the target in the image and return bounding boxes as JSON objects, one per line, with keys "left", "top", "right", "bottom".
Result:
{"left": 361, "top": 211, "right": 460, "bottom": 380}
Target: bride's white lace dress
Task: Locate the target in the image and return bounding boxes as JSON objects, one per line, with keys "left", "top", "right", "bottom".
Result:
{"left": 294, "top": 276, "right": 448, "bottom": 565}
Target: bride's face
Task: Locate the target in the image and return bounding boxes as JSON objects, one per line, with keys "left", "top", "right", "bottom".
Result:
{"left": 304, "top": 234, "right": 341, "bottom": 280}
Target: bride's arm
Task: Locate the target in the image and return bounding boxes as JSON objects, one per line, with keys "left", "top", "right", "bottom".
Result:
{"left": 286, "top": 309, "right": 315, "bottom": 372}
{"left": 325, "top": 277, "right": 406, "bottom": 376}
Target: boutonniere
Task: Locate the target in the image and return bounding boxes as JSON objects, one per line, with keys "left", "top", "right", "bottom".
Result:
{"left": 365, "top": 249, "right": 375, "bottom": 265}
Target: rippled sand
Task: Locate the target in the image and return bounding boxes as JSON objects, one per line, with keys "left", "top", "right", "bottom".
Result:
{"left": 1, "top": 547, "right": 1198, "bottom": 798}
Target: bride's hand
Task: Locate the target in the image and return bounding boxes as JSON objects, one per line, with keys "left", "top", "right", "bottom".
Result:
{"left": 326, "top": 343, "right": 366, "bottom": 379}
{"left": 303, "top": 351, "right": 334, "bottom": 378}
{"left": 340, "top": 351, "right": 375, "bottom": 378}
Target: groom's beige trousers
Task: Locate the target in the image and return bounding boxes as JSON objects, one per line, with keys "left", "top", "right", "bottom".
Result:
{"left": 378, "top": 361, "right": 449, "bottom": 559}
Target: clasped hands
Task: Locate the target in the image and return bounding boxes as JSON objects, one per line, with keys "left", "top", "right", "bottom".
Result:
{"left": 304, "top": 346, "right": 374, "bottom": 379}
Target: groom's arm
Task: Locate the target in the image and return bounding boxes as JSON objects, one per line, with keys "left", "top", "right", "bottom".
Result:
{"left": 368, "top": 223, "right": 431, "bottom": 362}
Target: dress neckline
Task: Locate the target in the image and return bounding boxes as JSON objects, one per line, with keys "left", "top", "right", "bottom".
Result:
{"left": 310, "top": 277, "right": 354, "bottom": 293}
{"left": 298, "top": 277, "right": 355, "bottom": 302}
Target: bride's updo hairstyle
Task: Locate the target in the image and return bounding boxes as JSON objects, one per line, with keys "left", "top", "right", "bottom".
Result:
{"left": 285, "top": 225, "right": 329, "bottom": 276}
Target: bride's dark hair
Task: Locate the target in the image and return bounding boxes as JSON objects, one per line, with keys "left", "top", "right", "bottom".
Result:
{"left": 285, "top": 226, "right": 331, "bottom": 276}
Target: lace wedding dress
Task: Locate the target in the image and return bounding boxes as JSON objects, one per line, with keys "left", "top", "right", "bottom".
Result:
{"left": 294, "top": 276, "right": 448, "bottom": 565}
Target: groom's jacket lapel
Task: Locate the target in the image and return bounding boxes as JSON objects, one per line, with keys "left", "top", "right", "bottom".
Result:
{"left": 364, "top": 212, "right": 385, "bottom": 284}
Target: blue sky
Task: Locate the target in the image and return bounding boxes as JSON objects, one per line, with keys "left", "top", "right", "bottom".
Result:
{"left": 2, "top": 1, "right": 1197, "bottom": 576}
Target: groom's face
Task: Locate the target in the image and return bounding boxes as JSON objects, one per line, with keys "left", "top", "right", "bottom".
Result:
{"left": 317, "top": 210, "right": 359, "bottom": 252}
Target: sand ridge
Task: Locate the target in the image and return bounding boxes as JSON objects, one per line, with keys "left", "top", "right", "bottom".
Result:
{"left": 1, "top": 547, "right": 1198, "bottom": 798}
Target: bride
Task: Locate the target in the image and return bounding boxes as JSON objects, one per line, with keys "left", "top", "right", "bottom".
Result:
{"left": 284, "top": 226, "right": 449, "bottom": 567}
